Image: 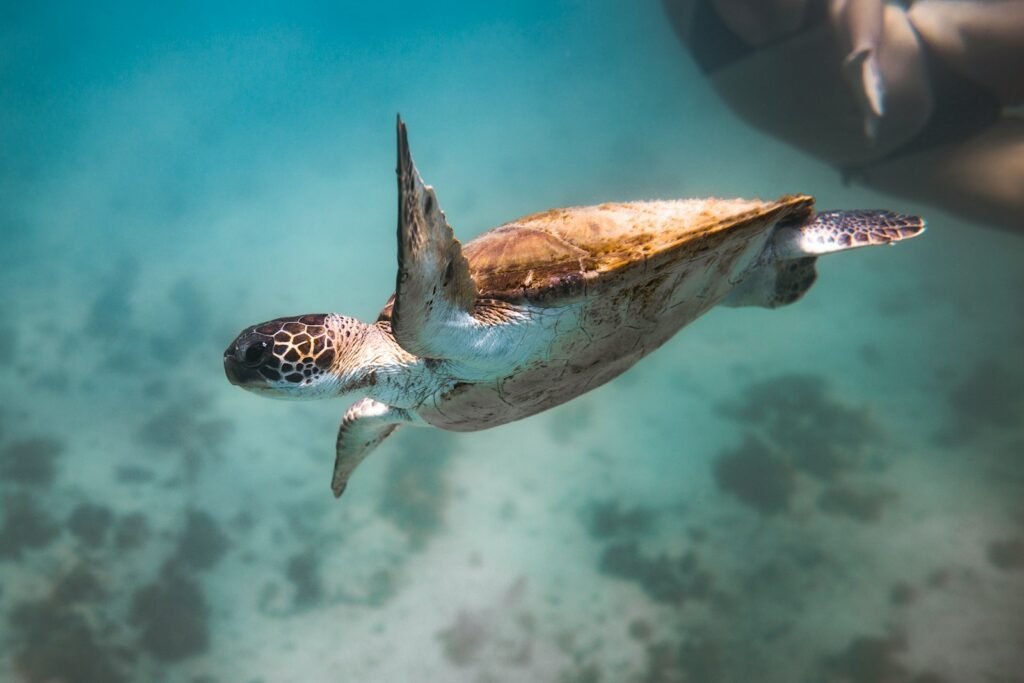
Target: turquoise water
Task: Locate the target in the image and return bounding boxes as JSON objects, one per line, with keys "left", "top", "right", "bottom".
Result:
{"left": 2, "top": 2, "right": 1022, "bottom": 681}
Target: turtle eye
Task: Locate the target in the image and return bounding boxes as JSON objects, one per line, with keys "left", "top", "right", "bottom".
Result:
{"left": 242, "top": 340, "right": 269, "bottom": 368}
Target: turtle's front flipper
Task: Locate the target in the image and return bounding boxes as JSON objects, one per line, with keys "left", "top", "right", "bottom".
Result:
{"left": 391, "top": 116, "right": 478, "bottom": 360}
{"left": 332, "top": 398, "right": 418, "bottom": 498}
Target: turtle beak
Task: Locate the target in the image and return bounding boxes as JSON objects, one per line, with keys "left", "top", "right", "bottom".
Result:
{"left": 223, "top": 343, "right": 263, "bottom": 387}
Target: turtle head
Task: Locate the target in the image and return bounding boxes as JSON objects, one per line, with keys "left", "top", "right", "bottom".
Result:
{"left": 224, "top": 314, "right": 349, "bottom": 399}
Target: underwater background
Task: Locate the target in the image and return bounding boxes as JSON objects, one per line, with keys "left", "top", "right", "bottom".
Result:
{"left": 1, "top": 1, "right": 1022, "bottom": 681}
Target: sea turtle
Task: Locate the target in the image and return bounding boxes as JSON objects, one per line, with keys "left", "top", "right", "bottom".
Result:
{"left": 224, "top": 116, "right": 924, "bottom": 498}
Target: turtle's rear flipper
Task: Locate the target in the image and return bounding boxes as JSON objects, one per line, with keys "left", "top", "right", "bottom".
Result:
{"left": 772, "top": 210, "right": 925, "bottom": 259}
{"left": 724, "top": 210, "right": 924, "bottom": 309}
{"left": 723, "top": 257, "right": 819, "bottom": 309}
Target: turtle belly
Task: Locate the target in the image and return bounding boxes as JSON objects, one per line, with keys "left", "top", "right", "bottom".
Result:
{"left": 418, "top": 236, "right": 767, "bottom": 431}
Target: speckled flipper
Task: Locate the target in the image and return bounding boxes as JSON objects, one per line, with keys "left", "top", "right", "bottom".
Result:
{"left": 726, "top": 209, "right": 924, "bottom": 309}
{"left": 773, "top": 210, "right": 925, "bottom": 259}
{"left": 391, "top": 116, "right": 478, "bottom": 360}
{"left": 332, "top": 398, "right": 416, "bottom": 498}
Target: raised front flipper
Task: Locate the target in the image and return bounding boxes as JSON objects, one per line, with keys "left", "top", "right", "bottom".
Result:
{"left": 332, "top": 398, "right": 417, "bottom": 498}
{"left": 391, "top": 116, "right": 478, "bottom": 360}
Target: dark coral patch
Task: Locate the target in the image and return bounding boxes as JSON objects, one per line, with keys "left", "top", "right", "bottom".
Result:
{"left": 600, "top": 541, "right": 713, "bottom": 604}
{"left": 54, "top": 564, "right": 106, "bottom": 604}
{"left": 940, "top": 361, "right": 1024, "bottom": 443}
{"left": 586, "top": 500, "right": 654, "bottom": 539}
{"left": 172, "top": 509, "right": 228, "bottom": 572}
{"left": 285, "top": 549, "right": 324, "bottom": 608}
{"left": 0, "top": 494, "right": 61, "bottom": 559}
{"left": 131, "top": 567, "right": 210, "bottom": 662}
{"left": 713, "top": 436, "right": 795, "bottom": 516}
{"left": 817, "top": 485, "right": 889, "bottom": 523}
{"left": 988, "top": 539, "right": 1024, "bottom": 571}
{"left": 718, "top": 374, "right": 876, "bottom": 482}
{"left": 10, "top": 597, "right": 127, "bottom": 683}
{"left": 0, "top": 437, "right": 63, "bottom": 487}
{"left": 114, "top": 513, "right": 150, "bottom": 551}
{"left": 822, "top": 634, "right": 951, "bottom": 682}
{"left": 889, "top": 583, "right": 915, "bottom": 607}
{"left": 67, "top": 503, "right": 114, "bottom": 546}
{"left": 676, "top": 637, "right": 723, "bottom": 682}
{"left": 823, "top": 636, "right": 908, "bottom": 683}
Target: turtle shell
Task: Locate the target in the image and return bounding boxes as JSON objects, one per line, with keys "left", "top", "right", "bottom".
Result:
{"left": 462, "top": 194, "right": 814, "bottom": 304}
{"left": 377, "top": 194, "right": 814, "bottom": 320}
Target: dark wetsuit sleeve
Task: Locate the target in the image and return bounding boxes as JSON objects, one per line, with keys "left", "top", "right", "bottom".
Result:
{"left": 683, "top": 1, "right": 756, "bottom": 74}
{"left": 665, "top": 0, "right": 831, "bottom": 74}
